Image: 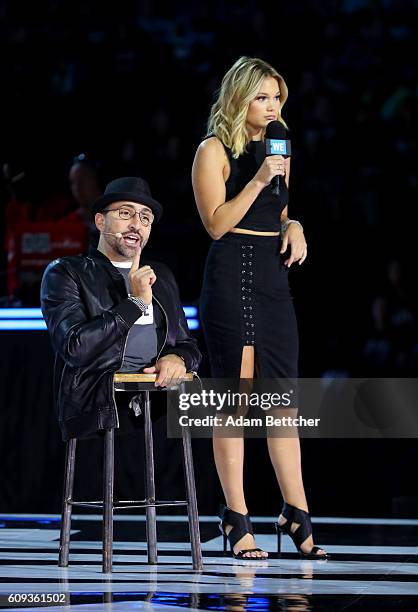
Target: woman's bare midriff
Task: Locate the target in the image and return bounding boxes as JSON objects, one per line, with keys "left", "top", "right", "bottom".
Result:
{"left": 230, "top": 227, "right": 280, "bottom": 237}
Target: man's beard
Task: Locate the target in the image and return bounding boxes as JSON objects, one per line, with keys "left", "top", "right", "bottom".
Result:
{"left": 107, "top": 233, "right": 146, "bottom": 259}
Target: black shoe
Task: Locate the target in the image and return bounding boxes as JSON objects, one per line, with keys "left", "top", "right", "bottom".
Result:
{"left": 219, "top": 504, "right": 268, "bottom": 560}
{"left": 275, "top": 502, "right": 329, "bottom": 559}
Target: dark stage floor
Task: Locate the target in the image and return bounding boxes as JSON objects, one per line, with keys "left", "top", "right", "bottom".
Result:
{"left": 0, "top": 514, "right": 418, "bottom": 611}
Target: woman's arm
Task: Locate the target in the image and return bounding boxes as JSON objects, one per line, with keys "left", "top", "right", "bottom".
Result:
{"left": 280, "top": 158, "right": 291, "bottom": 222}
{"left": 279, "top": 158, "right": 307, "bottom": 266}
{"left": 192, "top": 137, "right": 284, "bottom": 240}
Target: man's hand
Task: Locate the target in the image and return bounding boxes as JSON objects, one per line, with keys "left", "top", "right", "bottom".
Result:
{"left": 280, "top": 223, "right": 307, "bottom": 267}
{"left": 128, "top": 246, "right": 156, "bottom": 304}
{"left": 143, "top": 354, "right": 187, "bottom": 387}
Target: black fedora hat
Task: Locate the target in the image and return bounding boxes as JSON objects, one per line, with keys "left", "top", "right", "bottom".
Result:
{"left": 91, "top": 177, "right": 163, "bottom": 223}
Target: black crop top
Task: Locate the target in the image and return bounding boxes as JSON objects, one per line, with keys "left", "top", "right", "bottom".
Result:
{"left": 223, "top": 140, "right": 289, "bottom": 232}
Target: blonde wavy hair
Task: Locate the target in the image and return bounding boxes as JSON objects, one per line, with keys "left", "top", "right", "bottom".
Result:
{"left": 206, "top": 56, "right": 289, "bottom": 158}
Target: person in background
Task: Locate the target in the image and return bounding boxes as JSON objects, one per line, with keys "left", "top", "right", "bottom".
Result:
{"left": 64, "top": 153, "right": 102, "bottom": 244}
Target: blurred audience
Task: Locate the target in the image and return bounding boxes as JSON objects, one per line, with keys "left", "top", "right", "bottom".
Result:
{"left": 361, "top": 260, "right": 417, "bottom": 375}
{"left": 0, "top": 0, "right": 416, "bottom": 373}
{"left": 63, "top": 154, "right": 101, "bottom": 244}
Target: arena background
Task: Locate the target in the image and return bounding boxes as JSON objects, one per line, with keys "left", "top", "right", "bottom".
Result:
{"left": 0, "top": 0, "right": 417, "bottom": 518}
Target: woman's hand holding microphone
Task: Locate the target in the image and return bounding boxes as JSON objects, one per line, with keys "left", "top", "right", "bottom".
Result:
{"left": 252, "top": 155, "right": 286, "bottom": 187}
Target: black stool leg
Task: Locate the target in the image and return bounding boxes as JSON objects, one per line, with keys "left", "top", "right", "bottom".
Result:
{"left": 143, "top": 390, "right": 158, "bottom": 564}
{"left": 102, "top": 428, "right": 114, "bottom": 573}
{"left": 59, "top": 438, "right": 77, "bottom": 567}
{"left": 180, "top": 393, "right": 203, "bottom": 570}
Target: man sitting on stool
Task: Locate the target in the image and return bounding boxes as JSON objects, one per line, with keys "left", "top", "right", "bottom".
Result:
{"left": 41, "top": 176, "right": 201, "bottom": 441}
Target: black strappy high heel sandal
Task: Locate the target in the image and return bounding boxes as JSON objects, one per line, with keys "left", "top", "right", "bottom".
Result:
{"left": 275, "top": 502, "right": 329, "bottom": 559}
{"left": 219, "top": 504, "right": 268, "bottom": 560}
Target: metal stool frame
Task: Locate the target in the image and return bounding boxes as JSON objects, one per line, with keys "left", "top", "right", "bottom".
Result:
{"left": 58, "top": 374, "right": 203, "bottom": 572}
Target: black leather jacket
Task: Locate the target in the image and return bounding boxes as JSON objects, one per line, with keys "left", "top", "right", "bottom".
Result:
{"left": 40, "top": 247, "right": 201, "bottom": 440}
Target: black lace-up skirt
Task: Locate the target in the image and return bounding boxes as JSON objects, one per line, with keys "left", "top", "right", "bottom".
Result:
{"left": 200, "top": 232, "right": 299, "bottom": 378}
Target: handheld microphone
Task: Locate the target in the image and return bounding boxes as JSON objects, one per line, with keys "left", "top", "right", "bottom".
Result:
{"left": 265, "top": 121, "right": 291, "bottom": 196}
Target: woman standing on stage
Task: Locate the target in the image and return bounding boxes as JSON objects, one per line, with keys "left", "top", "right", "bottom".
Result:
{"left": 192, "top": 57, "right": 328, "bottom": 560}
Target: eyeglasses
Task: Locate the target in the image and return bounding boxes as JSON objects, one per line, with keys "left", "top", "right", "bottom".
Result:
{"left": 102, "top": 206, "right": 154, "bottom": 227}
